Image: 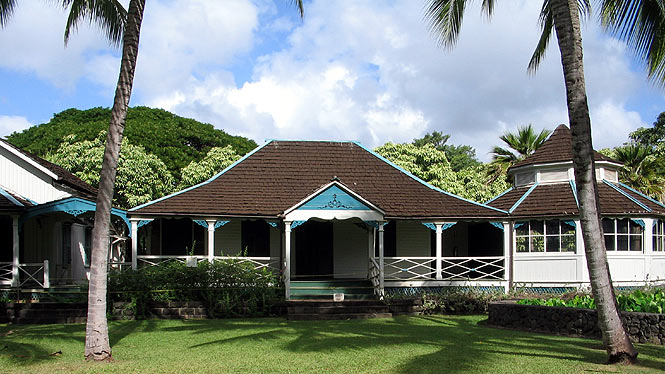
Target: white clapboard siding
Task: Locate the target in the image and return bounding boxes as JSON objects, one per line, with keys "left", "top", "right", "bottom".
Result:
{"left": 0, "top": 147, "right": 71, "bottom": 204}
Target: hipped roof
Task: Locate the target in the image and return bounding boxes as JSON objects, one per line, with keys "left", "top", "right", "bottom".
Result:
{"left": 131, "top": 140, "right": 507, "bottom": 219}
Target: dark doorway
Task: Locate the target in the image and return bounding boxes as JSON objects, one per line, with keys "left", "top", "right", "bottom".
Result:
{"left": 0, "top": 216, "right": 12, "bottom": 262}
{"left": 295, "top": 220, "right": 333, "bottom": 278}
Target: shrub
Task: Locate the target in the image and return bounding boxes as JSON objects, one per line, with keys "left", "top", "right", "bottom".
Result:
{"left": 386, "top": 287, "right": 505, "bottom": 314}
{"left": 517, "top": 287, "right": 665, "bottom": 314}
{"left": 108, "top": 259, "right": 283, "bottom": 318}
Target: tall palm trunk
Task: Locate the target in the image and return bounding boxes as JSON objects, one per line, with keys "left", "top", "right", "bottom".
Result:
{"left": 84, "top": 0, "right": 145, "bottom": 361}
{"left": 550, "top": 0, "right": 637, "bottom": 363}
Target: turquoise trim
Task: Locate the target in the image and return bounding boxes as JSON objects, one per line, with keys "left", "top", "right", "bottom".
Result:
{"left": 0, "top": 186, "right": 24, "bottom": 207}
{"left": 489, "top": 222, "right": 504, "bottom": 231}
{"left": 129, "top": 140, "right": 273, "bottom": 212}
{"left": 485, "top": 187, "right": 513, "bottom": 205}
{"left": 193, "top": 220, "right": 208, "bottom": 228}
{"left": 514, "top": 221, "right": 527, "bottom": 228}
{"left": 631, "top": 218, "right": 645, "bottom": 228}
{"left": 298, "top": 185, "right": 371, "bottom": 211}
{"left": 569, "top": 180, "right": 579, "bottom": 208}
{"left": 603, "top": 180, "right": 651, "bottom": 212}
{"left": 563, "top": 220, "right": 576, "bottom": 227}
{"left": 291, "top": 220, "right": 307, "bottom": 229}
{"left": 215, "top": 220, "right": 230, "bottom": 229}
{"left": 422, "top": 223, "right": 436, "bottom": 231}
{"left": 138, "top": 220, "right": 152, "bottom": 228}
{"left": 20, "top": 197, "right": 128, "bottom": 228}
{"left": 364, "top": 220, "right": 388, "bottom": 229}
{"left": 509, "top": 183, "right": 538, "bottom": 213}
{"left": 442, "top": 222, "right": 456, "bottom": 231}
{"left": 617, "top": 182, "right": 665, "bottom": 210}
{"left": 352, "top": 141, "right": 508, "bottom": 214}
{"left": 267, "top": 221, "right": 278, "bottom": 228}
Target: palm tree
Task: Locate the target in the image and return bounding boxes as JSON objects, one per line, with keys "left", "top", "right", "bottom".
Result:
{"left": 425, "top": 0, "right": 639, "bottom": 362}
{"left": 614, "top": 144, "right": 665, "bottom": 201}
{"left": 490, "top": 124, "right": 551, "bottom": 177}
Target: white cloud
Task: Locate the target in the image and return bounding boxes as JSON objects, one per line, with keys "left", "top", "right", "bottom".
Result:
{"left": 0, "top": 115, "right": 33, "bottom": 137}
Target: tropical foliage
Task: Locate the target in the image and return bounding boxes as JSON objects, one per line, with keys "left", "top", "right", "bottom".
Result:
{"left": 179, "top": 145, "right": 241, "bottom": 189}
{"left": 46, "top": 133, "right": 175, "bottom": 209}
{"left": 412, "top": 131, "right": 481, "bottom": 172}
{"left": 6, "top": 107, "right": 256, "bottom": 180}
{"left": 518, "top": 288, "right": 665, "bottom": 314}
{"left": 490, "top": 124, "right": 551, "bottom": 179}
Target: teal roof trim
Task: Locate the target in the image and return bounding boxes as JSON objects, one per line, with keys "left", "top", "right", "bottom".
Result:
{"left": 0, "top": 186, "right": 24, "bottom": 207}
{"left": 351, "top": 141, "right": 508, "bottom": 214}
{"left": 603, "top": 180, "right": 651, "bottom": 212}
{"left": 129, "top": 140, "right": 274, "bottom": 212}
{"left": 298, "top": 184, "right": 371, "bottom": 211}
{"left": 569, "top": 180, "right": 579, "bottom": 208}
{"left": 617, "top": 182, "right": 665, "bottom": 210}
{"left": 20, "top": 197, "right": 128, "bottom": 228}
{"left": 485, "top": 187, "right": 513, "bottom": 205}
{"left": 509, "top": 183, "right": 538, "bottom": 213}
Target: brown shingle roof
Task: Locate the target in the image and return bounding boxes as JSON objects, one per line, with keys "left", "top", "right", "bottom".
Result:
{"left": 487, "top": 181, "right": 665, "bottom": 218}
{"left": 1, "top": 139, "right": 97, "bottom": 199}
{"left": 0, "top": 187, "right": 33, "bottom": 212}
{"left": 510, "top": 125, "right": 617, "bottom": 171}
{"left": 131, "top": 141, "right": 507, "bottom": 219}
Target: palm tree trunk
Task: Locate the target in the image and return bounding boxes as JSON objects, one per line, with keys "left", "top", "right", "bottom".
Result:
{"left": 550, "top": 0, "right": 637, "bottom": 363}
{"left": 84, "top": 0, "right": 145, "bottom": 362}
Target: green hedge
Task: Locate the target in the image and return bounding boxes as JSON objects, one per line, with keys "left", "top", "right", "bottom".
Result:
{"left": 517, "top": 288, "right": 665, "bottom": 314}
{"left": 108, "top": 259, "right": 283, "bottom": 318}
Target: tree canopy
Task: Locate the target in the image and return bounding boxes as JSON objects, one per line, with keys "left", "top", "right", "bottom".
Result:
{"left": 46, "top": 133, "right": 174, "bottom": 209}
{"left": 179, "top": 145, "right": 241, "bottom": 189}
{"left": 412, "top": 131, "right": 481, "bottom": 172}
{"left": 6, "top": 106, "right": 257, "bottom": 179}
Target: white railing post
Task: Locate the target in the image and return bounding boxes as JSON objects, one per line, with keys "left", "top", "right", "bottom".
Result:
{"left": 12, "top": 215, "right": 19, "bottom": 287}
{"left": 503, "top": 222, "right": 511, "bottom": 293}
{"left": 378, "top": 221, "right": 385, "bottom": 298}
{"left": 130, "top": 219, "right": 138, "bottom": 270}
{"left": 368, "top": 226, "right": 375, "bottom": 276}
{"left": 644, "top": 218, "right": 654, "bottom": 282}
{"left": 43, "top": 259, "right": 50, "bottom": 289}
{"left": 435, "top": 223, "right": 443, "bottom": 280}
{"left": 284, "top": 221, "right": 292, "bottom": 300}
{"left": 206, "top": 220, "right": 215, "bottom": 263}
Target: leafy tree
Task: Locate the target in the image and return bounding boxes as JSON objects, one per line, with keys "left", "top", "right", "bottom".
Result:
{"left": 179, "top": 145, "right": 240, "bottom": 189}
{"left": 490, "top": 124, "right": 551, "bottom": 176}
{"left": 602, "top": 144, "right": 665, "bottom": 202}
{"left": 412, "top": 131, "right": 480, "bottom": 171}
{"left": 46, "top": 133, "right": 175, "bottom": 209}
{"left": 629, "top": 111, "right": 665, "bottom": 153}
{"left": 425, "top": 0, "right": 644, "bottom": 362}
{"left": 7, "top": 106, "right": 256, "bottom": 179}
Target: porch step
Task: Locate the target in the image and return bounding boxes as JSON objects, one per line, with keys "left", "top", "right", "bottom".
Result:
{"left": 289, "top": 280, "right": 376, "bottom": 300}
{"left": 1, "top": 302, "right": 88, "bottom": 324}
{"left": 286, "top": 300, "right": 392, "bottom": 321}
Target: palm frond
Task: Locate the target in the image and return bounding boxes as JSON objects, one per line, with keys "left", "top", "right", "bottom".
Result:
{"left": 600, "top": 0, "right": 665, "bottom": 86}
{"left": 62, "top": 0, "right": 127, "bottom": 47}
{"left": 290, "top": 0, "right": 304, "bottom": 19}
{"left": 528, "top": 1, "right": 554, "bottom": 73}
{"left": 0, "top": 0, "right": 17, "bottom": 27}
{"left": 425, "top": 0, "right": 470, "bottom": 49}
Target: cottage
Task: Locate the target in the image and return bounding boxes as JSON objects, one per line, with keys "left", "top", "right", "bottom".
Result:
{"left": 0, "top": 139, "right": 127, "bottom": 288}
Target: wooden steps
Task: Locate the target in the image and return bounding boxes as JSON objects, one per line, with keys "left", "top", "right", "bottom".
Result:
{"left": 289, "top": 280, "right": 376, "bottom": 300}
{"left": 1, "top": 302, "right": 87, "bottom": 324}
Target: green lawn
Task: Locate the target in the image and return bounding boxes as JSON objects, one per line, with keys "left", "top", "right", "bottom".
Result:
{"left": 1, "top": 315, "right": 664, "bottom": 374}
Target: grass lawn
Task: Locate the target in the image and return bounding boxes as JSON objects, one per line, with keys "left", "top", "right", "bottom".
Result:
{"left": 1, "top": 315, "right": 664, "bottom": 374}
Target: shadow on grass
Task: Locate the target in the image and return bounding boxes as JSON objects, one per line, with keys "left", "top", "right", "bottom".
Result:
{"left": 0, "top": 323, "right": 84, "bottom": 367}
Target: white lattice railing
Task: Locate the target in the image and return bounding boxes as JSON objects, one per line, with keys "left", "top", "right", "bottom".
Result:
{"left": 384, "top": 257, "right": 437, "bottom": 280}
{"left": 0, "top": 262, "right": 12, "bottom": 285}
{"left": 368, "top": 257, "right": 381, "bottom": 296}
{"left": 440, "top": 256, "right": 505, "bottom": 280}
{"left": 136, "top": 255, "right": 280, "bottom": 272}
{"left": 108, "top": 261, "right": 132, "bottom": 272}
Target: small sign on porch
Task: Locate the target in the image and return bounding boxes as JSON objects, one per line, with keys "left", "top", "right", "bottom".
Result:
{"left": 185, "top": 257, "right": 198, "bottom": 267}
{"left": 333, "top": 293, "right": 344, "bottom": 302}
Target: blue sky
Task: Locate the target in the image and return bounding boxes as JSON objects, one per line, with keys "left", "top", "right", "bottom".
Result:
{"left": 1, "top": 0, "right": 663, "bottom": 161}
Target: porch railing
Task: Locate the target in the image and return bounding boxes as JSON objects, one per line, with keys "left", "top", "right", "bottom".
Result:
{"left": 0, "top": 261, "right": 50, "bottom": 288}
{"left": 381, "top": 256, "right": 505, "bottom": 281}
{"left": 135, "top": 255, "right": 280, "bottom": 272}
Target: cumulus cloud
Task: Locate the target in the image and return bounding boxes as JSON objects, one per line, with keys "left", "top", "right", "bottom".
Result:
{"left": 0, "top": 115, "right": 33, "bottom": 137}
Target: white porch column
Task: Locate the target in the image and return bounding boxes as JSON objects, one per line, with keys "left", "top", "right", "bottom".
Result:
{"left": 502, "top": 222, "right": 511, "bottom": 293}
{"left": 644, "top": 218, "right": 654, "bottom": 282}
{"left": 130, "top": 219, "right": 138, "bottom": 270}
{"left": 378, "top": 221, "right": 385, "bottom": 297}
{"left": 368, "top": 226, "right": 375, "bottom": 275}
{"left": 206, "top": 220, "right": 216, "bottom": 262}
{"left": 284, "top": 221, "right": 292, "bottom": 300}
{"left": 435, "top": 223, "right": 443, "bottom": 280}
{"left": 12, "top": 215, "right": 19, "bottom": 287}
{"left": 575, "top": 219, "right": 586, "bottom": 282}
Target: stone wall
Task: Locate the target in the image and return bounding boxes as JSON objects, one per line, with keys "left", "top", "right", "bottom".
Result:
{"left": 488, "top": 300, "right": 665, "bottom": 345}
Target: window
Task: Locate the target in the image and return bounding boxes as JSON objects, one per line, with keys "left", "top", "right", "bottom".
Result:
{"left": 84, "top": 227, "right": 92, "bottom": 267}
{"left": 653, "top": 219, "right": 665, "bottom": 252}
{"left": 539, "top": 169, "right": 569, "bottom": 183}
{"left": 241, "top": 220, "right": 270, "bottom": 257}
{"left": 602, "top": 218, "right": 643, "bottom": 252}
{"left": 515, "top": 172, "right": 536, "bottom": 186}
{"left": 62, "top": 223, "right": 72, "bottom": 265}
{"left": 515, "top": 220, "right": 576, "bottom": 253}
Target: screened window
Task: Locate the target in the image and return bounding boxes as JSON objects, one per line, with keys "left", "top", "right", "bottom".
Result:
{"left": 653, "top": 219, "right": 665, "bottom": 252}
{"left": 241, "top": 220, "right": 270, "bottom": 257}
{"left": 515, "top": 220, "right": 576, "bottom": 253}
{"left": 602, "top": 218, "right": 643, "bottom": 252}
